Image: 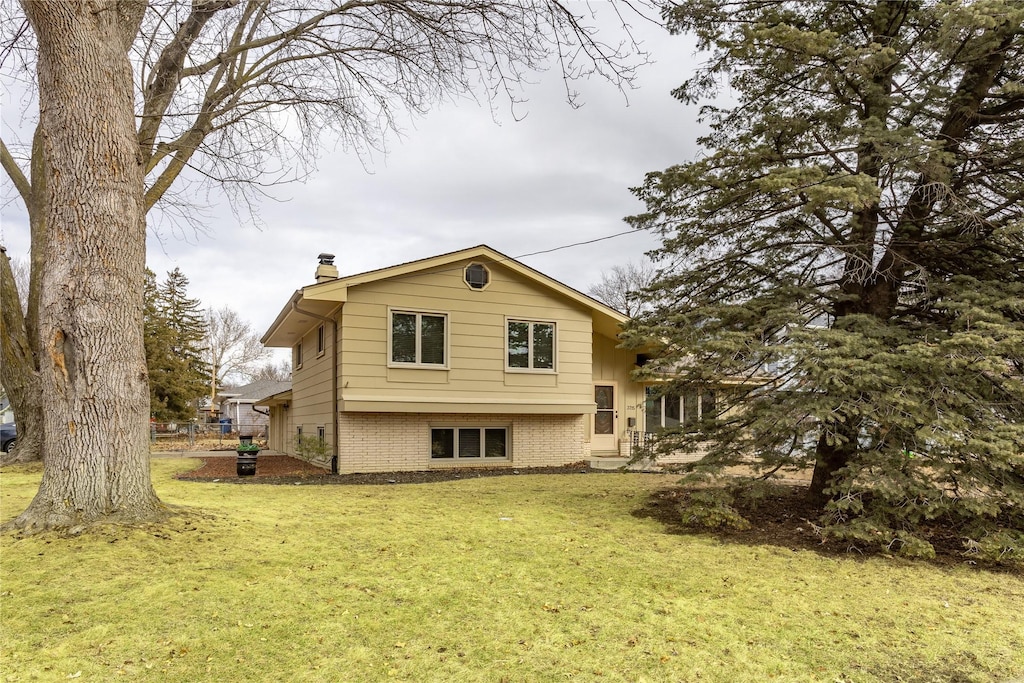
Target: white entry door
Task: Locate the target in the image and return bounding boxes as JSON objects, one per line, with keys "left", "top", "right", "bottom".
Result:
{"left": 592, "top": 383, "right": 617, "bottom": 452}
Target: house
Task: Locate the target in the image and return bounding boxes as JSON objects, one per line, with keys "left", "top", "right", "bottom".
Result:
{"left": 215, "top": 379, "right": 291, "bottom": 435}
{"left": 257, "top": 246, "right": 706, "bottom": 473}
{"left": 0, "top": 391, "right": 12, "bottom": 424}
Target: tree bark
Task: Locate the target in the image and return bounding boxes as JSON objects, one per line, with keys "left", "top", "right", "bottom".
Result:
{"left": 809, "top": 426, "right": 858, "bottom": 503}
{"left": 0, "top": 248, "right": 43, "bottom": 465}
{"left": 1, "top": 127, "right": 50, "bottom": 465}
{"left": 5, "top": 0, "right": 165, "bottom": 533}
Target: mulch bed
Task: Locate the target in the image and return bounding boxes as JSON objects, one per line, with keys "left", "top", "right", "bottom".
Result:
{"left": 175, "top": 455, "right": 595, "bottom": 485}
{"left": 634, "top": 486, "right": 1022, "bottom": 572}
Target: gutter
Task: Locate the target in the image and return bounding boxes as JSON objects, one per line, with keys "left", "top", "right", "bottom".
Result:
{"left": 291, "top": 301, "right": 340, "bottom": 474}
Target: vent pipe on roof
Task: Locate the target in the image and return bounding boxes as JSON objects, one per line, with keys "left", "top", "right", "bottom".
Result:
{"left": 315, "top": 253, "right": 338, "bottom": 283}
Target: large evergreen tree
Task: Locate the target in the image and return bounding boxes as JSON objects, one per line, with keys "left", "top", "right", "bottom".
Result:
{"left": 150, "top": 268, "right": 209, "bottom": 421}
{"left": 626, "top": 0, "right": 1024, "bottom": 558}
{"left": 143, "top": 268, "right": 172, "bottom": 419}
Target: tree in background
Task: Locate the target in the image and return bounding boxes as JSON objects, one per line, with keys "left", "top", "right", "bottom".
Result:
{"left": 0, "top": 247, "right": 37, "bottom": 465}
{"left": 0, "top": 1, "right": 649, "bottom": 532}
{"left": 158, "top": 269, "right": 209, "bottom": 416}
{"left": 206, "top": 306, "right": 274, "bottom": 403}
{"left": 587, "top": 260, "right": 657, "bottom": 317}
{"left": 143, "top": 269, "right": 173, "bottom": 421}
{"left": 144, "top": 269, "right": 209, "bottom": 422}
{"left": 250, "top": 359, "right": 292, "bottom": 383}
{"left": 626, "top": 1, "right": 1024, "bottom": 559}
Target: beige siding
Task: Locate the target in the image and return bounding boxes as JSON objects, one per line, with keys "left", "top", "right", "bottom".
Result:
{"left": 267, "top": 405, "right": 293, "bottom": 454}
{"left": 325, "top": 412, "right": 588, "bottom": 473}
{"left": 289, "top": 323, "right": 337, "bottom": 452}
{"left": 338, "top": 260, "right": 595, "bottom": 409}
{"left": 591, "top": 333, "right": 645, "bottom": 451}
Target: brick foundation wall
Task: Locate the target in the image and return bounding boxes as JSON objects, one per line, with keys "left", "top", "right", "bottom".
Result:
{"left": 326, "top": 412, "right": 588, "bottom": 473}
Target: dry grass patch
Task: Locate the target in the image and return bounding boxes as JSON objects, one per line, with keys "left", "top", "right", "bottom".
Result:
{"left": 2, "top": 459, "right": 1023, "bottom": 682}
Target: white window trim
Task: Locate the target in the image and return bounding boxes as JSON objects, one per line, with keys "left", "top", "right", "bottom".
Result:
{"left": 504, "top": 318, "right": 557, "bottom": 373}
{"left": 429, "top": 425, "right": 511, "bottom": 461}
{"left": 294, "top": 339, "right": 303, "bottom": 370}
{"left": 316, "top": 324, "right": 326, "bottom": 358}
{"left": 644, "top": 386, "right": 716, "bottom": 432}
{"left": 387, "top": 307, "right": 450, "bottom": 370}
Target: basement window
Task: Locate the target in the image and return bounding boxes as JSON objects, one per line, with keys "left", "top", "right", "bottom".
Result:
{"left": 430, "top": 427, "right": 508, "bottom": 460}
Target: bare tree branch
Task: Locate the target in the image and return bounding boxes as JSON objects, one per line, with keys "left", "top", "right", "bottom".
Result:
{"left": 0, "top": 137, "right": 30, "bottom": 205}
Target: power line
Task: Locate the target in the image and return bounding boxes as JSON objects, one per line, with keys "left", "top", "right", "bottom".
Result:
{"left": 511, "top": 228, "right": 644, "bottom": 260}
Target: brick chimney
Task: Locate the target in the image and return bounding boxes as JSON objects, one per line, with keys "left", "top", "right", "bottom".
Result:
{"left": 315, "top": 253, "right": 338, "bottom": 283}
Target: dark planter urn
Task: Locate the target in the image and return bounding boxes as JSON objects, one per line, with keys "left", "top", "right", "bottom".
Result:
{"left": 236, "top": 449, "right": 259, "bottom": 476}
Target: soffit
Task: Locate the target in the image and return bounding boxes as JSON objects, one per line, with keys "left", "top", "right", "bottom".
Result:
{"left": 261, "top": 292, "right": 339, "bottom": 347}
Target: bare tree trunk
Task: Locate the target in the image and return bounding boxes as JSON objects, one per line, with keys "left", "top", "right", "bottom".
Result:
{"left": 0, "top": 248, "right": 43, "bottom": 465}
{"left": 4, "top": 0, "right": 165, "bottom": 532}
{"left": 1, "top": 128, "right": 50, "bottom": 466}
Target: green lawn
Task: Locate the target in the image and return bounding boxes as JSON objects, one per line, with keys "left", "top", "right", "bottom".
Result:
{"left": 2, "top": 459, "right": 1022, "bottom": 682}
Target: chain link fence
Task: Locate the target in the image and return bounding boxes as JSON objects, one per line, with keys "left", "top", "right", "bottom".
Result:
{"left": 150, "top": 420, "right": 269, "bottom": 449}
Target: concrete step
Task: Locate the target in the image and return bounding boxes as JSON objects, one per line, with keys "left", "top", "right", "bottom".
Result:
{"left": 587, "top": 456, "right": 661, "bottom": 471}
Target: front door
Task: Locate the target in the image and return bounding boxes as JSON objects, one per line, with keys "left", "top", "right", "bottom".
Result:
{"left": 592, "top": 383, "right": 617, "bottom": 453}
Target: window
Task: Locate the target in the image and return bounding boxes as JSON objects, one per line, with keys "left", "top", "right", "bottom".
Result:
{"left": 431, "top": 427, "right": 508, "bottom": 460}
{"left": 645, "top": 387, "right": 716, "bottom": 432}
{"left": 464, "top": 263, "right": 490, "bottom": 290}
{"left": 390, "top": 311, "right": 447, "bottom": 366}
{"left": 316, "top": 324, "right": 325, "bottom": 356}
{"left": 506, "top": 320, "right": 555, "bottom": 370}
{"left": 294, "top": 340, "right": 303, "bottom": 369}
{"left": 317, "top": 425, "right": 326, "bottom": 444}
{"left": 296, "top": 425, "right": 303, "bottom": 438}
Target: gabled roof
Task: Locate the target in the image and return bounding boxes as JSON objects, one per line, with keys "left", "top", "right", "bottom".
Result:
{"left": 217, "top": 379, "right": 292, "bottom": 404}
{"left": 261, "top": 245, "right": 628, "bottom": 346}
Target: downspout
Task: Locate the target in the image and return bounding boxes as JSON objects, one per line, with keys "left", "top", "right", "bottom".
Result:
{"left": 291, "top": 301, "right": 340, "bottom": 474}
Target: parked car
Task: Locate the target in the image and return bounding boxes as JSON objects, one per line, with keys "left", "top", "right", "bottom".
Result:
{"left": 0, "top": 422, "right": 16, "bottom": 454}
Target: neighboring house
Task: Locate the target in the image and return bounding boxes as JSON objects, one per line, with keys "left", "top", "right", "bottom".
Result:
{"left": 257, "top": 246, "right": 703, "bottom": 473}
{"left": 0, "top": 391, "right": 12, "bottom": 424}
{"left": 216, "top": 379, "right": 291, "bottom": 434}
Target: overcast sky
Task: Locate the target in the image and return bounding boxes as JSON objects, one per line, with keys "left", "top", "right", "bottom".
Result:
{"left": 1, "top": 8, "right": 704, "bottom": 363}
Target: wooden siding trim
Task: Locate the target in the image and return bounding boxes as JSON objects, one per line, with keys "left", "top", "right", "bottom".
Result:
{"left": 339, "top": 398, "right": 595, "bottom": 414}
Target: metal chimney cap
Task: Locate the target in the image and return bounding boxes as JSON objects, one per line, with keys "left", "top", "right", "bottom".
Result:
{"left": 317, "top": 253, "right": 335, "bottom": 265}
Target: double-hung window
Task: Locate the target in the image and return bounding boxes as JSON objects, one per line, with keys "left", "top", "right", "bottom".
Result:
{"left": 390, "top": 310, "right": 447, "bottom": 367}
{"left": 507, "top": 320, "right": 555, "bottom": 371}
{"left": 645, "top": 387, "right": 716, "bottom": 432}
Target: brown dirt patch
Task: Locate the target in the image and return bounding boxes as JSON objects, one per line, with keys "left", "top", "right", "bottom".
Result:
{"left": 175, "top": 455, "right": 594, "bottom": 485}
